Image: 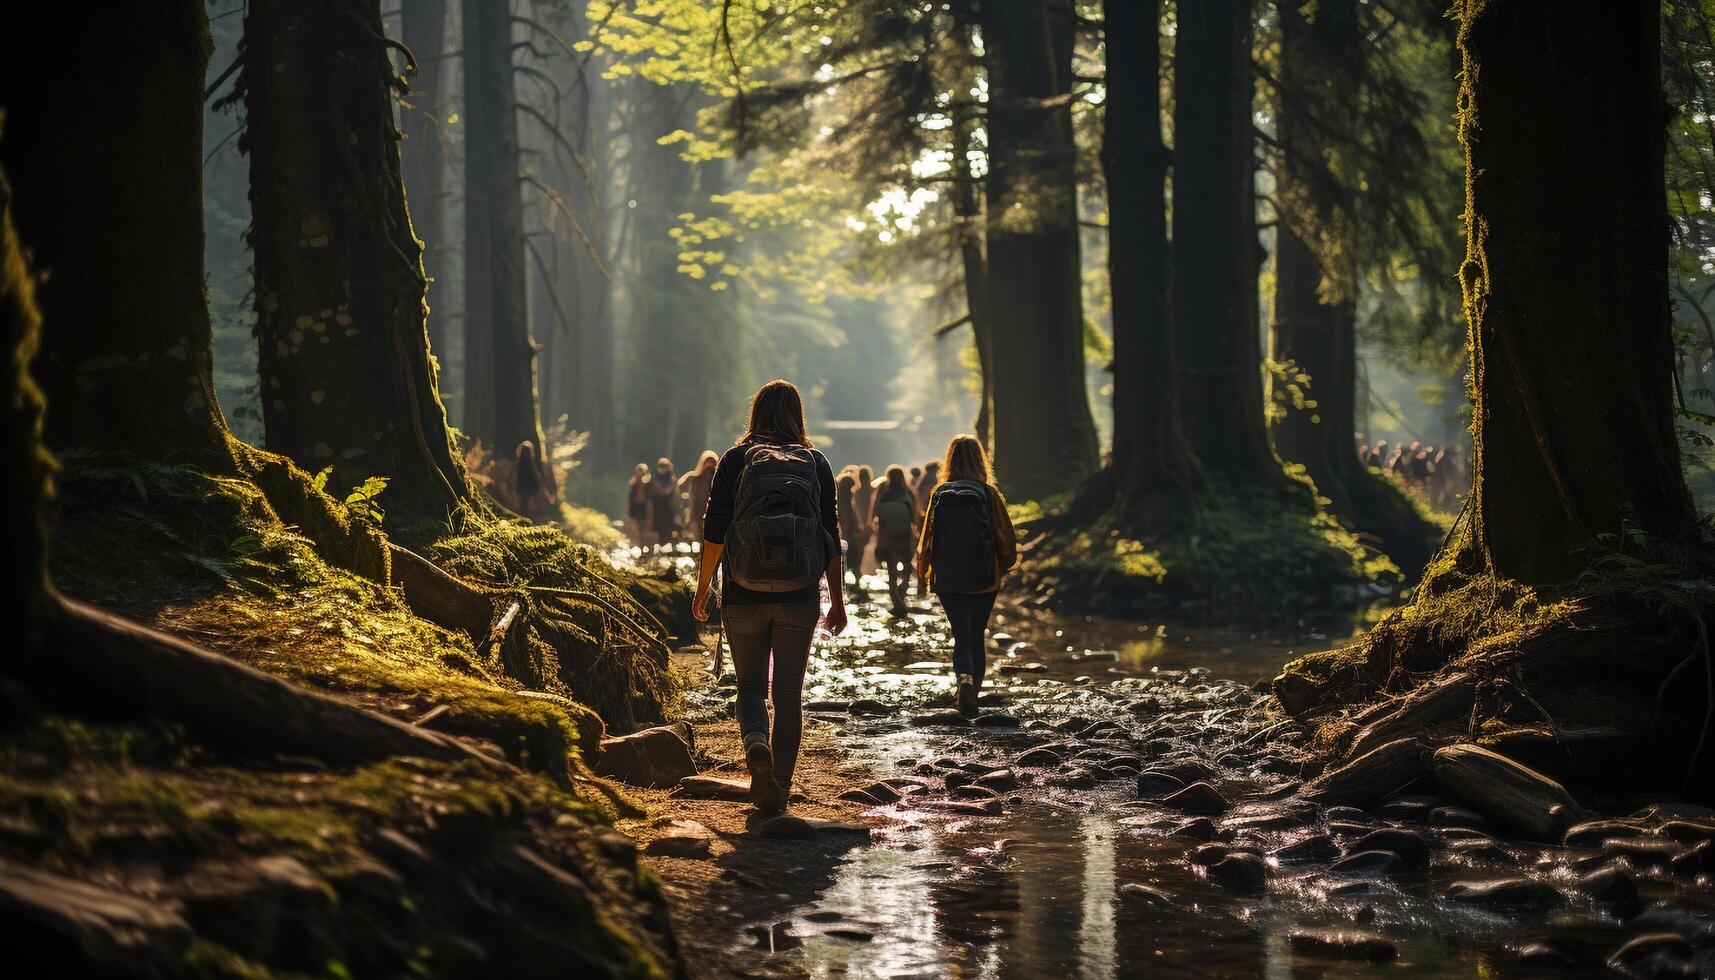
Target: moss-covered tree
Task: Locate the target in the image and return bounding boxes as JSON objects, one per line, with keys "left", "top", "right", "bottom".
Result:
{"left": 977, "top": 0, "right": 1100, "bottom": 500}
{"left": 239, "top": 0, "right": 471, "bottom": 519}
{"left": 1269, "top": 0, "right": 1437, "bottom": 574}
{"left": 462, "top": 0, "right": 550, "bottom": 461}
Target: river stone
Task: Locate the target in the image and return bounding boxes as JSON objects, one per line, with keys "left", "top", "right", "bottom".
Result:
{"left": 756, "top": 816, "right": 873, "bottom": 841}
{"left": 1669, "top": 840, "right": 1713, "bottom": 877}
{"left": 1136, "top": 771, "right": 1186, "bottom": 799}
{"left": 951, "top": 785, "right": 1000, "bottom": 801}
{"left": 858, "top": 781, "right": 904, "bottom": 804}
{"left": 849, "top": 699, "right": 896, "bottom": 716}
{"left": 1603, "top": 837, "right": 1683, "bottom": 869}
{"left": 975, "top": 713, "right": 1020, "bottom": 730}
{"left": 1442, "top": 838, "right": 1516, "bottom": 865}
{"left": 592, "top": 722, "right": 696, "bottom": 788}
{"left": 1349, "top": 828, "right": 1432, "bottom": 870}
{"left": 1428, "top": 806, "right": 1489, "bottom": 830}
{"left": 976, "top": 769, "right": 1020, "bottom": 791}
{"left": 1048, "top": 769, "right": 1098, "bottom": 790}
{"left": 1323, "top": 806, "right": 1369, "bottom": 823}
{"left": 643, "top": 821, "right": 715, "bottom": 859}
{"left": 1660, "top": 820, "right": 1715, "bottom": 845}
{"left": 1271, "top": 833, "right": 1337, "bottom": 865}
{"left": 1329, "top": 850, "right": 1403, "bottom": 877}
{"left": 1015, "top": 748, "right": 1062, "bottom": 768}
{"left": 1187, "top": 843, "right": 1229, "bottom": 867}
{"left": 1116, "top": 882, "right": 1176, "bottom": 907}
{"left": 1376, "top": 795, "right": 1440, "bottom": 820}
{"left": 1286, "top": 928, "right": 1397, "bottom": 962}
{"left": 1208, "top": 853, "right": 1268, "bottom": 893}
{"left": 1445, "top": 878, "right": 1566, "bottom": 909}
{"left": 1608, "top": 933, "right": 1698, "bottom": 979}
{"left": 1171, "top": 817, "right": 1219, "bottom": 842}
{"left": 1430, "top": 743, "right": 1588, "bottom": 839}
{"left": 1575, "top": 865, "right": 1640, "bottom": 912}
{"left": 1162, "top": 782, "right": 1231, "bottom": 816}
{"left": 1510, "top": 944, "right": 1576, "bottom": 968}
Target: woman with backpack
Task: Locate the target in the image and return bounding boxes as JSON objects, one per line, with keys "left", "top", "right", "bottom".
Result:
{"left": 649, "top": 457, "right": 681, "bottom": 552}
{"left": 916, "top": 435, "right": 1017, "bottom": 716}
{"left": 835, "top": 469, "right": 862, "bottom": 595}
{"left": 693, "top": 380, "right": 847, "bottom": 812}
{"left": 626, "top": 463, "right": 652, "bottom": 551}
{"left": 869, "top": 465, "right": 918, "bottom": 616}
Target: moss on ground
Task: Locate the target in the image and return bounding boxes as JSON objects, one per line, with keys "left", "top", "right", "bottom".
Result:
{"left": 1024, "top": 479, "right": 1400, "bottom": 623}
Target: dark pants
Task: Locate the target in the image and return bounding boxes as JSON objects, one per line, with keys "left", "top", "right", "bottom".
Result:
{"left": 939, "top": 591, "right": 998, "bottom": 687}
{"left": 724, "top": 601, "right": 818, "bottom": 787}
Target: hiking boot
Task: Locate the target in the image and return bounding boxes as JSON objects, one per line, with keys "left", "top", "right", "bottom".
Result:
{"left": 957, "top": 675, "right": 979, "bottom": 717}
{"left": 745, "top": 736, "right": 787, "bottom": 813}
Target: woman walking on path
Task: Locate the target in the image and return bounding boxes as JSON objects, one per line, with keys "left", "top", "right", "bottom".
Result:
{"left": 836, "top": 470, "right": 863, "bottom": 594}
{"left": 679, "top": 450, "right": 720, "bottom": 545}
{"left": 916, "top": 435, "right": 1016, "bottom": 716}
{"left": 649, "top": 457, "right": 681, "bottom": 552}
{"left": 851, "top": 465, "right": 876, "bottom": 578}
{"left": 693, "top": 381, "right": 847, "bottom": 812}
{"left": 870, "top": 465, "right": 919, "bottom": 616}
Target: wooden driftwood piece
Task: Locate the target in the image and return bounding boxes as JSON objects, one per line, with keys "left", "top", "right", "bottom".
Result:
{"left": 1300, "top": 737, "right": 1428, "bottom": 807}
{"left": 41, "top": 597, "right": 501, "bottom": 768}
{"left": 1344, "top": 672, "right": 1477, "bottom": 760}
{"left": 1430, "top": 742, "right": 1589, "bottom": 839}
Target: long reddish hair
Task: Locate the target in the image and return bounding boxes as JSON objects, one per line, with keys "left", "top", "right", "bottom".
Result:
{"left": 737, "top": 379, "right": 812, "bottom": 448}
{"left": 939, "top": 434, "right": 992, "bottom": 486}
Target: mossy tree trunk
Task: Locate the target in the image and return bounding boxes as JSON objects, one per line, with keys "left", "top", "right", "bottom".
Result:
{"left": 241, "top": 0, "right": 471, "bottom": 518}
{"left": 0, "top": 152, "right": 52, "bottom": 658}
{"left": 1457, "top": 0, "right": 1694, "bottom": 582}
{"left": 977, "top": 0, "right": 1099, "bottom": 500}
{"left": 401, "top": 0, "right": 450, "bottom": 360}
{"left": 0, "top": 2, "right": 229, "bottom": 465}
{"left": 462, "top": 0, "right": 548, "bottom": 459}
{"left": 1103, "top": 0, "right": 1201, "bottom": 512}
{"left": 1172, "top": 0, "right": 1283, "bottom": 488}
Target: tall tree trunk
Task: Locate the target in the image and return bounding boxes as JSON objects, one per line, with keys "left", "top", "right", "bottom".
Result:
{"left": 1172, "top": 0, "right": 1281, "bottom": 487}
{"left": 0, "top": 151, "right": 53, "bottom": 657}
{"left": 949, "top": 93, "right": 994, "bottom": 449}
{"left": 1457, "top": 0, "right": 1693, "bottom": 582}
{"left": 462, "top": 0, "right": 547, "bottom": 458}
{"left": 242, "top": 0, "right": 470, "bottom": 517}
{"left": 401, "top": 0, "right": 450, "bottom": 360}
{"left": 977, "top": 0, "right": 1099, "bottom": 499}
{"left": 1103, "top": 0, "right": 1199, "bottom": 507}
{"left": 0, "top": 2, "right": 228, "bottom": 465}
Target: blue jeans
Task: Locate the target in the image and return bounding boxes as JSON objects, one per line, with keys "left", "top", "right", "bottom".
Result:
{"left": 723, "top": 601, "right": 819, "bottom": 786}
{"left": 939, "top": 591, "right": 997, "bottom": 688}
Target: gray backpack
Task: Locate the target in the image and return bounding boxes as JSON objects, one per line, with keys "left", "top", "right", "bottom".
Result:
{"left": 725, "top": 444, "right": 828, "bottom": 591}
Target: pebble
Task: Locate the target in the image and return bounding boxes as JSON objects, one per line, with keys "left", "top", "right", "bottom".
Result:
{"left": 1510, "top": 943, "right": 1575, "bottom": 968}
{"left": 1271, "top": 833, "right": 1337, "bottom": 865}
{"left": 1186, "top": 843, "right": 1229, "bottom": 867}
{"left": 1565, "top": 818, "right": 1649, "bottom": 847}
{"left": 1171, "top": 818, "right": 1219, "bottom": 842}
{"left": 1286, "top": 928, "right": 1397, "bottom": 962}
{"left": 1135, "top": 771, "right": 1186, "bottom": 798}
{"left": 1208, "top": 852, "right": 1268, "bottom": 893}
{"left": 1576, "top": 865, "right": 1640, "bottom": 912}
{"left": 1428, "top": 806, "right": 1489, "bottom": 830}
{"left": 1329, "top": 850, "right": 1403, "bottom": 876}
{"left": 1014, "top": 748, "right": 1062, "bottom": 768}
{"left": 848, "top": 699, "right": 896, "bottom": 716}
{"left": 1116, "top": 882, "right": 1176, "bottom": 907}
{"left": 1608, "top": 933, "right": 1697, "bottom": 980}
{"left": 1349, "top": 828, "right": 1431, "bottom": 870}
{"left": 643, "top": 821, "right": 715, "bottom": 859}
{"left": 1445, "top": 878, "right": 1566, "bottom": 909}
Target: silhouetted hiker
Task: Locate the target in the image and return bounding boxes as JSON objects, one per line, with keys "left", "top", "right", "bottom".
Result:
{"left": 680, "top": 449, "right": 719, "bottom": 545}
{"left": 836, "top": 470, "right": 861, "bottom": 593}
{"left": 911, "top": 461, "right": 939, "bottom": 596}
{"left": 871, "top": 464, "right": 919, "bottom": 616}
{"left": 1369, "top": 440, "right": 1389, "bottom": 469}
{"left": 626, "top": 463, "right": 651, "bottom": 549}
{"left": 916, "top": 435, "right": 1017, "bottom": 717}
{"left": 513, "top": 440, "right": 550, "bottom": 517}
{"left": 693, "top": 380, "right": 847, "bottom": 812}
{"left": 851, "top": 465, "right": 875, "bottom": 579}
{"left": 650, "top": 457, "right": 680, "bottom": 551}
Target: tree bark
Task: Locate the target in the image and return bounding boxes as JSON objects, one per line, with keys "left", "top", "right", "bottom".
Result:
{"left": 950, "top": 89, "right": 995, "bottom": 449}
{"left": 463, "top": 0, "right": 548, "bottom": 458}
{"left": 242, "top": 0, "right": 471, "bottom": 518}
{"left": 1103, "top": 0, "right": 1199, "bottom": 506}
{"left": 0, "top": 2, "right": 228, "bottom": 464}
{"left": 1172, "top": 0, "right": 1281, "bottom": 487}
{"left": 977, "top": 0, "right": 1099, "bottom": 499}
{"left": 1457, "top": 0, "right": 1694, "bottom": 582}
{"left": 401, "top": 0, "right": 450, "bottom": 360}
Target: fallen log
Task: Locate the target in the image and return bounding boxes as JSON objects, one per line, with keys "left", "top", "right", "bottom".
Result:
{"left": 35, "top": 596, "right": 502, "bottom": 769}
{"left": 1300, "top": 737, "right": 1427, "bottom": 807}
{"left": 1430, "top": 743, "right": 1589, "bottom": 839}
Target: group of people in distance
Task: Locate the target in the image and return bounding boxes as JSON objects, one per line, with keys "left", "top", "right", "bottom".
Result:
{"left": 1357, "top": 437, "right": 1467, "bottom": 509}
{"left": 833, "top": 458, "right": 944, "bottom": 616}
{"left": 686, "top": 379, "right": 1017, "bottom": 813}
{"left": 624, "top": 451, "right": 721, "bottom": 551}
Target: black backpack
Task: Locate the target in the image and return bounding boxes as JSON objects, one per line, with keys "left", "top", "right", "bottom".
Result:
{"left": 930, "top": 480, "right": 996, "bottom": 593}
{"left": 875, "top": 493, "right": 915, "bottom": 552}
{"left": 726, "top": 444, "right": 829, "bottom": 592}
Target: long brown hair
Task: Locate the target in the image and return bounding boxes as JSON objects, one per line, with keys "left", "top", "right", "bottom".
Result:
{"left": 939, "top": 434, "right": 992, "bottom": 486}
{"left": 737, "top": 379, "right": 812, "bottom": 448}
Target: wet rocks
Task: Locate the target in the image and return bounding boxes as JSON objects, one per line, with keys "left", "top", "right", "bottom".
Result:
{"left": 975, "top": 769, "right": 1019, "bottom": 791}
{"left": 1575, "top": 865, "right": 1639, "bottom": 913}
{"left": 1207, "top": 852, "right": 1268, "bottom": 893}
{"left": 1271, "top": 833, "right": 1337, "bottom": 865}
{"left": 1014, "top": 748, "right": 1062, "bottom": 769}
{"left": 1300, "top": 738, "right": 1427, "bottom": 808}
{"left": 1116, "top": 882, "right": 1175, "bottom": 907}
{"left": 1348, "top": 828, "right": 1431, "bottom": 870}
{"left": 1186, "top": 843, "right": 1229, "bottom": 867}
{"left": 1329, "top": 850, "right": 1403, "bottom": 876}
{"left": 1286, "top": 928, "right": 1397, "bottom": 962}
{"left": 848, "top": 699, "right": 896, "bottom": 716}
{"left": 1429, "top": 743, "right": 1587, "bottom": 839}
{"left": 1564, "top": 818, "right": 1647, "bottom": 848}
{"left": 1445, "top": 877, "right": 1566, "bottom": 910}
{"left": 1171, "top": 817, "right": 1219, "bottom": 842}
{"left": 1608, "top": 933, "right": 1698, "bottom": 980}
{"left": 1161, "top": 781, "right": 1231, "bottom": 816}
{"left": 1135, "top": 771, "right": 1186, "bottom": 799}
{"left": 593, "top": 722, "right": 696, "bottom": 788}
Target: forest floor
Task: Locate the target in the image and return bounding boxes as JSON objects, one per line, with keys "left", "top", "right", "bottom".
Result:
{"left": 617, "top": 558, "right": 1715, "bottom": 979}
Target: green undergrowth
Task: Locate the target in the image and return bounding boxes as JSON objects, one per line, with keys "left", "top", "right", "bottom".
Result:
{"left": 557, "top": 501, "right": 625, "bottom": 549}
{"left": 1025, "top": 482, "right": 1400, "bottom": 622}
